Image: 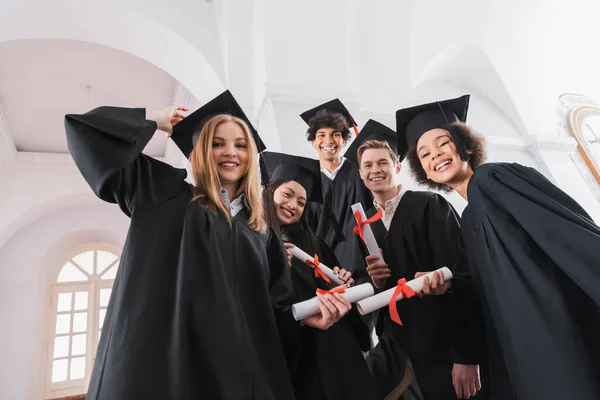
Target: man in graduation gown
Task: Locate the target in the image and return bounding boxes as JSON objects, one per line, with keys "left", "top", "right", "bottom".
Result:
{"left": 399, "top": 94, "right": 600, "bottom": 399}
{"left": 349, "top": 123, "right": 489, "bottom": 400}
{"left": 300, "top": 100, "right": 373, "bottom": 273}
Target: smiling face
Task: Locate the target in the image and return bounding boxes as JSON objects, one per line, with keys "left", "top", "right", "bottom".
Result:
{"left": 416, "top": 128, "right": 472, "bottom": 186}
{"left": 211, "top": 120, "right": 249, "bottom": 187}
{"left": 359, "top": 147, "right": 401, "bottom": 194}
{"left": 272, "top": 180, "right": 308, "bottom": 226}
{"left": 311, "top": 127, "right": 346, "bottom": 162}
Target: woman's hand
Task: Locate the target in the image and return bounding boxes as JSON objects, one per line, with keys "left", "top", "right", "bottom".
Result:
{"left": 283, "top": 243, "right": 294, "bottom": 266}
{"left": 415, "top": 270, "right": 451, "bottom": 297}
{"left": 332, "top": 266, "right": 354, "bottom": 287}
{"left": 148, "top": 105, "right": 189, "bottom": 135}
{"left": 302, "top": 291, "right": 351, "bottom": 330}
{"left": 366, "top": 251, "right": 392, "bottom": 289}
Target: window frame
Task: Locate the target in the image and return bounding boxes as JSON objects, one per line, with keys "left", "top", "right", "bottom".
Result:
{"left": 569, "top": 104, "right": 600, "bottom": 184}
{"left": 43, "top": 243, "right": 120, "bottom": 399}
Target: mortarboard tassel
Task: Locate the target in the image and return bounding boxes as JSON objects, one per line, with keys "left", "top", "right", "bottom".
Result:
{"left": 436, "top": 102, "right": 470, "bottom": 162}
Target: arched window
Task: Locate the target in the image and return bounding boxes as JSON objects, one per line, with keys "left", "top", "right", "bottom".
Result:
{"left": 557, "top": 94, "right": 600, "bottom": 205}
{"left": 569, "top": 105, "right": 600, "bottom": 183}
{"left": 44, "top": 244, "right": 120, "bottom": 399}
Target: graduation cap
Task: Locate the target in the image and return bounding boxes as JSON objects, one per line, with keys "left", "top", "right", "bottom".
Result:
{"left": 343, "top": 119, "right": 397, "bottom": 164}
{"left": 395, "top": 94, "right": 470, "bottom": 161}
{"left": 260, "top": 151, "right": 323, "bottom": 203}
{"left": 300, "top": 98, "right": 360, "bottom": 137}
{"left": 171, "top": 90, "right": 266, "bottom": 158}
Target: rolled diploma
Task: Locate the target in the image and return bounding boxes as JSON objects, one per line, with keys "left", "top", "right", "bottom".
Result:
{"left": 289, "top": 246, "right": 344, "bottom": 286}
{"left": 292, "top": 283, "right": 375, "bottom": 321}
{"left": 356, "top": 267, "right": 453, "bottom": 316}
{"left": 351, "top": 203, "right": 384, "bottom": 261}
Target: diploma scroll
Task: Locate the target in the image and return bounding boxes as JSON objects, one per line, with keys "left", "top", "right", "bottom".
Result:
{"left": 291, "top": 283, "right": 375, "bottom": 321}
{"left": 356, "top": 267, "right": 453, "bottom": 315}
{"left": 351, "top": 203, "right": 384, "bottom": 261}
{"left": 288, "top": 246, "right": 345, "bottom": 286}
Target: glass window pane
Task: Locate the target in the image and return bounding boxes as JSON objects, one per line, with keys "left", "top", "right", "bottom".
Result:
{"left": 52, "top": 359, "right": 68, "bottom": 382}
{"left": 592, "top": 142, "right": 600, "bottom": 163}
{"left": 72, "top": 312, "right": 87, "bottom": 333}
{"left": 72, "top": 251, "right": 94, "bottom": 275}
{"left": 53, "top": 336, "right": 69, "bottom": 358}
{"left": 101, "top": 263, "right": 118, "bottom": 280}
{"left": 99, "top": 309, "right": 107, "bottom": 329}
{"left": 57, "top": 292, "right": 72, "bottom": 312}
{"left": 99, "top": 288, "right": 112, "bottom": 307}
{"left": 70, "top": 357, "right": 86, "bottom": 380}
{"left": 71, "top": 334, "right": 87, "bottom": 356}
{"left": 97, "top": 251, "right": 118, "bottom": 275}
{"left": 55, "top": 314, "right": 71, "bottom": 335}
{"left": 98, "top": 330, "right": 102, "bottom": 346}
{"left": 74, "top": 291, "right": 88, "bottom": 311}
{"left": 57, "top": 262, "right": 88, "bottom": 282}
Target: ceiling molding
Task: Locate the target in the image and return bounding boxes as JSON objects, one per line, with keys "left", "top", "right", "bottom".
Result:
{"left": 14, "top": 152, "right": 73, "bottom": 166}
{"left": 527, "top": 134, "right": 578, "bottom": 154}
{"left": 11, "top": 151, "right": 167, "bottom": 168}
{"left": 0, "top": 106, "right": 17, "bottom": 170}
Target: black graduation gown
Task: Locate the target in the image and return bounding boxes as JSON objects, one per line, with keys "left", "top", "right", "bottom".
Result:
{"left": 352, "top": 190, "right": 489, "bottom": 400}
{"left": 461, "top": 162, "right": 600, "bottom": 400}
{"left": 282, "top": 232, "right": 378, "bottom": 400}
{"left": 306, "top": 160, "right": 373, "bottom": 272}
{"left": 65, "top": 107, "right": 297, "bottom": 400}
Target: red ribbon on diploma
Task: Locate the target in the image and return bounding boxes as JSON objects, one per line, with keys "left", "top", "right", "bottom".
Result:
{"left": 389, "top": 278, "right": 416, "bottom": 325}
{"left": 353, "top": 209, "right": 383, "bottom": 242}
{"left": 306, "top": 254, "right": 331, "bottom": 283}
{"left": 316, "top": 286, "right": 346, "bottom": 295}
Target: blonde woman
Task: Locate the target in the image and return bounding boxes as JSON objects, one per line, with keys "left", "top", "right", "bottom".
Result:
{"left": 65, "top": 91, "right": 348, "bottom": 400}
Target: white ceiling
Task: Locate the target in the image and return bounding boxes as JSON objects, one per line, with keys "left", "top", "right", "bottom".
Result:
{"left": 0, "top": 39, "right": 176, "bottom": 156}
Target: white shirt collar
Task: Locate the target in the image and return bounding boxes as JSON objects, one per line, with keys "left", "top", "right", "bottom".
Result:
{"left": 373, "top": 185, "right": 407, "bottom": 230}
{"left": 321, "top": 157, "right": 346, "bottom": 180}
{"left": 219, "top": 187, "right": 246, "bottom": 218}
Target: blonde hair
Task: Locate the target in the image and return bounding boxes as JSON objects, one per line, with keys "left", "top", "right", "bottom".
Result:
{"left": 189, "top": 114, "right": 267, "bottom": 232}
{"left": 357, "top": 139, "right": 399, "bottom": 166}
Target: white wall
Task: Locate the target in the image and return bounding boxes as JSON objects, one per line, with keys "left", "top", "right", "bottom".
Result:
{"left": 0, "top": 203, "right": 128, "bottom": 400}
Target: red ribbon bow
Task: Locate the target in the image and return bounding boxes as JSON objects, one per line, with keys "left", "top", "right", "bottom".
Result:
{"left": 306, "top": 254, "right": 331, "bottom": 283}
{"left": 389, "top": 278, "right": 416, "bottom": 326}
{"left": 353, "top": 209, "right": 383, "bottom": 242}
{"left": 316, "top": 286, "right": 347, "bottom": 295}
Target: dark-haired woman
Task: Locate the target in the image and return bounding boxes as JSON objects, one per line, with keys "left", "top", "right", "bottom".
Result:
{"left": 261, "top": 151, "right": 379, "bottom": 400}
{"left": 399, "top": 95, "right": 600, "bottom": 400}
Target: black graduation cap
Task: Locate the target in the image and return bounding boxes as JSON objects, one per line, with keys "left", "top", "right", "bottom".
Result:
{"left": 260, "top": 151, "right": 323, "bottom": 203}
{"left": 299, "top": 98, "right": 359, "bottom": 136}
{"left": 343, "top": 119, "right": 396, "bottom": 164}
{"left": 171, "top": 90, "right": 266, "bottom": 158}
{"left": 395, "top": 94, "right": 470, "bottom": 161}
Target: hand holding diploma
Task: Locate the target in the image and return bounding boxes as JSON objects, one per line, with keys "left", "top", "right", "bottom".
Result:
{"left": 300, "top": 288, "right": 351, "bottom": 330}
{"left": 415, "top": 270, "right": 451, "bottom": 297}
{"left": 283, "top": 242, "right": 294, "bottom": 267}
{"left": 288, "top": 245, "right": 344, "bottom": 286}
{"left": 356, "top": 267, "right": 453, "bottom": 323}
{"left": 292, "top": 283, "right": 375, "bottom": 321}
{"left": 366, "top": 252, "right": 391, "bottom": 289}
{"left": 332, "top": 266, "right": 354, "bottom": 287}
